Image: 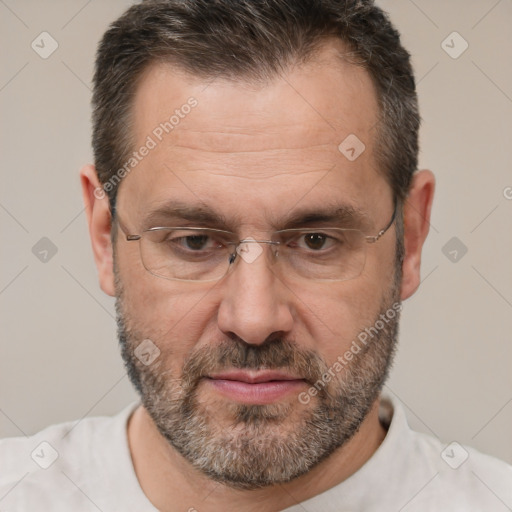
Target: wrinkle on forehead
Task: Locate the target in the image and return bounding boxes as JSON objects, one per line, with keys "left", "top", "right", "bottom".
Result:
{"left": 156, "top": 143, "right": 342, "bottom": 181}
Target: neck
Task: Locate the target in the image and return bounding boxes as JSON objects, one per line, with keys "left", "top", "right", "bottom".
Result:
{"left": 127, "top": 398, "right": 387, "bottom": 512}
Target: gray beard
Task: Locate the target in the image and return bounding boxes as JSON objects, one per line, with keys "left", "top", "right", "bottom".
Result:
{"left": 116, "top": 278, "right": 400, "bottom": 490}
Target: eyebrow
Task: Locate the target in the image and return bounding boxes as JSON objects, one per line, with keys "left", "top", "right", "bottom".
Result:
{"left": 142, "top": 201, "right": 238, "bottom": 231}
{"left": 141, "top": 200, "right": 372, "bottom": 232}
{"left": 280, "top": 204, "right": 372, "bottom": 231}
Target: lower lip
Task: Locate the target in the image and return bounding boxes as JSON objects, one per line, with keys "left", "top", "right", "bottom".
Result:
{"left": 206, "top": 378, "right": 306, "bottom": 405}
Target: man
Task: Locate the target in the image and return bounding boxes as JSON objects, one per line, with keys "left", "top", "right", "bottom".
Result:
{"left": 1, "top": 0, "right": 511, "bottom": 510}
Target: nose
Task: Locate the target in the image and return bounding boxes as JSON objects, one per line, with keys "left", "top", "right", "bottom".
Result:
{"left": 217, "top": 242, "right": 294, "bottom": 345}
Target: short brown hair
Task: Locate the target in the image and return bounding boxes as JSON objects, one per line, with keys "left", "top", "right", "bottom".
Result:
{"left": 92, "top": 0, "right": 419, "bottom": 215}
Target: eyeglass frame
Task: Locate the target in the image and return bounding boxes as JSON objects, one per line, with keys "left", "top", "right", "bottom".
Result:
{"left": 112, "top": 198, "right": 398, "bottom": 282}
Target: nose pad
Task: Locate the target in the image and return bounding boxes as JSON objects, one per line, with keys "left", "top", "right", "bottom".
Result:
{"left": 235, "top": 238, "right": 266, "bottom": 265}
{"left": 228, "top": 239, "right": 279, "bottom": 271}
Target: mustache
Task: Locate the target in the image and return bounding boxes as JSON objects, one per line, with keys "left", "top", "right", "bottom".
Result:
{"left": 180, "top": 336, "right": 329, "bottom": 390}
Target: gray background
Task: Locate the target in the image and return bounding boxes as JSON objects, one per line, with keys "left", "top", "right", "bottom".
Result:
{"left": 1, "top": 0, "right": 511, "bottom": 465}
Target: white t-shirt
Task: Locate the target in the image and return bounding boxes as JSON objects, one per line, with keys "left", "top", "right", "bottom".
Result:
{"left": 1, "top": 396, "right": 511, "bottom": 511}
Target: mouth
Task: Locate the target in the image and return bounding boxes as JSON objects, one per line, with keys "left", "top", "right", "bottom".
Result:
{"left": 205, "top": 370, "right": 307, "bottom": 405}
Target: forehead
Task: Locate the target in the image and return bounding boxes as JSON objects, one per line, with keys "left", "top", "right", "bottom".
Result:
{"left": 118, "top": 43, "right": 390, "bottom": 228}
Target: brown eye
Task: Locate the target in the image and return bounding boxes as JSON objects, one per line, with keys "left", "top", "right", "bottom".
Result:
{"left": 303, "top": 233, "right": 328, "bottom": 250}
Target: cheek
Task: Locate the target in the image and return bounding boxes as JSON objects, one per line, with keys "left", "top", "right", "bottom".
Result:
{"left": 290, "top": 277, "right": 387, "bottom": 365}
{"left": 117, "top": 250, "right": 217, "bottom": 361}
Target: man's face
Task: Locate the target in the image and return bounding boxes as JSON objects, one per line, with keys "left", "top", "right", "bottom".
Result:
{"left": 113, "top": 44, "right": 400, "bottom": 488}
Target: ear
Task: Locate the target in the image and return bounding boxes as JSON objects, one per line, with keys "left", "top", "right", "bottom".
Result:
{"left": 80, "top": 165, "right": 115, "bottom": 297}
{"left": 400, "top": 169, "right": 435, "bottom": 301}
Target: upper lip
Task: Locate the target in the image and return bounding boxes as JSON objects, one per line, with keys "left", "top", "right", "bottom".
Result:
{"left": 207, "top": 370, "right": 303, "bottom": 384}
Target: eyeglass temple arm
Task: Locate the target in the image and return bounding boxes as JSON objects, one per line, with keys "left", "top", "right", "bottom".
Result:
{"left": 111, "top": 207, "right": 141, "bottom": 241}
{"left": 365, "top": 197, "right": 398, "bottom": 244}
